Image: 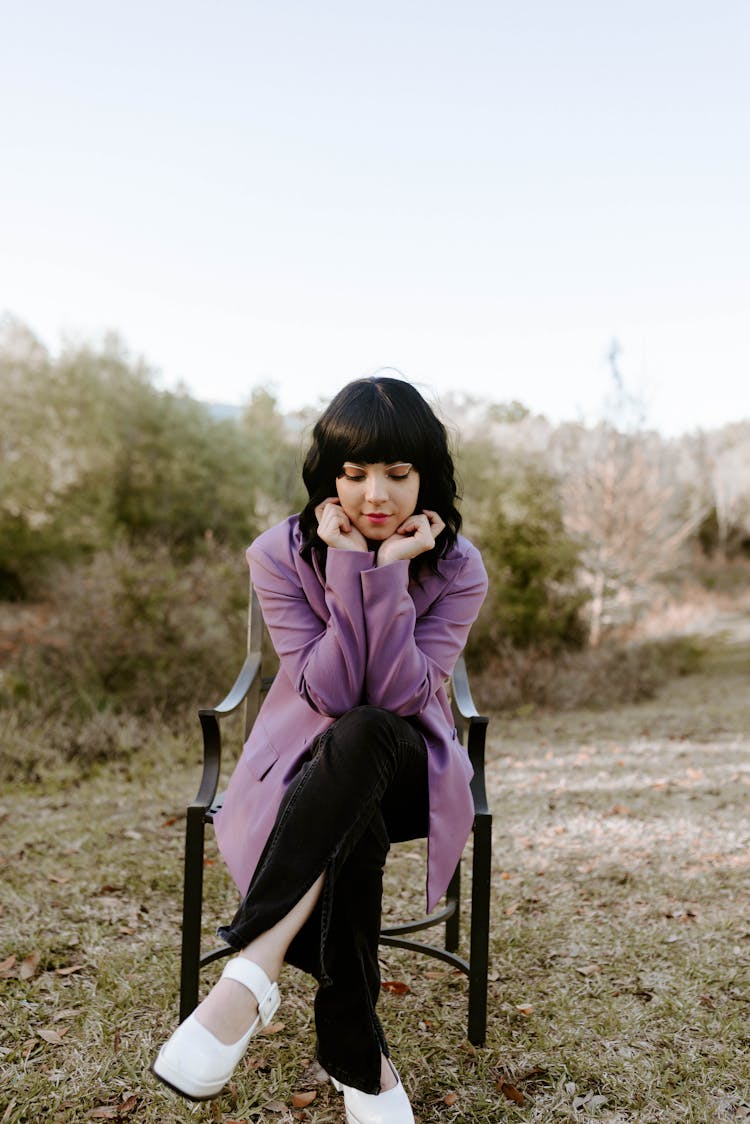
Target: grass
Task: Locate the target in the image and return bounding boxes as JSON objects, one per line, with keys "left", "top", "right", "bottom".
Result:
{"left": 2, "top": 620, "right": 750, "bottom": 1122}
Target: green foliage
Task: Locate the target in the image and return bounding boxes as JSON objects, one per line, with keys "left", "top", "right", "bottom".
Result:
{"left": 0, "top": 320, "right": 311, "bottom": 594}
{"left": 107, "top": 385, "right": 259, "bottom": 551}
{"left": 240, "top": 386, "right": 308, "bottom": 524}
{"left": 464, "top": 457, "right": 587, "bottom": 655}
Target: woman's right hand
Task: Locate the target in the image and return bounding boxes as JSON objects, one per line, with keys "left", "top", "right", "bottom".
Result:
{"left": 315, "top": 498, "right": 369, "bottom": 552}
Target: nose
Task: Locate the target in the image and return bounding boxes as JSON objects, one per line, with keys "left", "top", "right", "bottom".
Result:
{"left": 365, "top": 471, "right": 388, "bottom": 504}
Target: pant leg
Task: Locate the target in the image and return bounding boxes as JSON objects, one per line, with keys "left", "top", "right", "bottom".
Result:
{"left": 313, "top": 812, "right": 392, "bottom": 1091}
{"left": 217, "top": 705, "right": 428, "bottom": 1094}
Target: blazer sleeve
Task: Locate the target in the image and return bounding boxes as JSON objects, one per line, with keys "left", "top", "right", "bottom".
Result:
{"left": 361, "top": 546, "right": 488, "bottom": 715}
{"left": 248, "top": 539, "right": 374, "bottom": 718}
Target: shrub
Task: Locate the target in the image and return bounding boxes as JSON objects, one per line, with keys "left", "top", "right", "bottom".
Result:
{"left": 7, "top": 541, "right": 250, "bottom": 724}
{"left": 468, "top": 463, "right": 588, "bottom": 657}
{"left": 472, "top": 633, "right": 706, "bottom": 713}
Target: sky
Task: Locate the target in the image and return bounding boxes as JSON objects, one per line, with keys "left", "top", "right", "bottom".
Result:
{"left": 1, "top": 0, "right": 748, "bottom": 435}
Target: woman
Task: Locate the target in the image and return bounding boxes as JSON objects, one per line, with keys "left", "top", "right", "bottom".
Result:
{"left": 152, "top": 376, "right": 488, "bottom": 1123}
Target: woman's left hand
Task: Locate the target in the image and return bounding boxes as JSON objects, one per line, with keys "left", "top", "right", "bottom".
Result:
{"left": 376, "top": 509, "right": 445, "bottom": 567}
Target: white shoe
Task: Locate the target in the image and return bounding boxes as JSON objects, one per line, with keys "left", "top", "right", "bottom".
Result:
{"left": 331, "top": 1064, "right": 415, "bottom": 1124}
{"left": 151, "top": 959, "right": 280, "bottom": 1101}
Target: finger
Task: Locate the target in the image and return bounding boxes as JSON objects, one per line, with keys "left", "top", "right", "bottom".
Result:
{"left": 395, "top": 514, "right": 423, "bottom": 534}
{"left": 421, "top": 509, "right": 445, "bottom": 534}
{"left": 396, "top": 514, "right": 432, "bottom": 539}
{"left": 315, "top": 497, "right": 342, "bottom": 522}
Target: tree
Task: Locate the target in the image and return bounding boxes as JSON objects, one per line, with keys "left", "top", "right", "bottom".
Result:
{"left": 556, "top": 423, "right": 704, "bottom": 644}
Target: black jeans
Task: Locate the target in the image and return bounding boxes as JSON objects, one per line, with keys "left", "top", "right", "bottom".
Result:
{"left": 217, "top": 705, "right": 429, "bottom": 1095}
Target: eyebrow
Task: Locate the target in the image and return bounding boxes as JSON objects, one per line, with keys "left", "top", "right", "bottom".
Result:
{"left": 342, "top": 461, "right": 413, "bottom": 469}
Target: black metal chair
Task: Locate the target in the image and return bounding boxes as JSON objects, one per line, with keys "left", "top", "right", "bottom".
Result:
{"left": 179, "top": 581, "right": 492, "bottom": 1045}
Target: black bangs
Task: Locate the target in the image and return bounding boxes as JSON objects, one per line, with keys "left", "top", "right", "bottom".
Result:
{"left": 325, "top": 386, "right": 428, "bottom": 474}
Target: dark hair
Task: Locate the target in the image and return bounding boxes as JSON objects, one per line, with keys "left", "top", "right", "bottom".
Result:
{"left": 299, "top": 376, "right": 461, "bottom": 577}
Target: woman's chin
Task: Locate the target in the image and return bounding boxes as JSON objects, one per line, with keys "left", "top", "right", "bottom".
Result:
{"left": 356, "top": 521, "right": 392, "bottom": 542}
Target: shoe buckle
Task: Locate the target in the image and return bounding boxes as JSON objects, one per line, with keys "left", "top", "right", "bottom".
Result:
{"left": 258, "top": 982, "right": 279, "bottom": 1025}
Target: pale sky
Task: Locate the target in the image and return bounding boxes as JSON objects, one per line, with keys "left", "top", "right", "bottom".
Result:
{"left": 2, "top": 1, "right": 748, "bottom": 435}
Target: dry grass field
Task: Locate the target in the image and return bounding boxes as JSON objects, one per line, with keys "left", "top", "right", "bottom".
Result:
{"left": 2, "top": 605, "right": 750, "bottom": 1122}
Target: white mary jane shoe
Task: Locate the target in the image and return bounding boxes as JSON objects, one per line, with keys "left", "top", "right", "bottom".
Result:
{"left": 151, "top": 958, "right": 280, "bottom": 1101}
{"left": 331, "top": 1064, "right": 415, "bottom": 1124}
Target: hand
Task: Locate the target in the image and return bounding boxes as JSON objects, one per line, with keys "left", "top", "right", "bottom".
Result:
{"left": 376, "top": 509, "right": 445, "bottom": 567}
{"left": 315, "top": 498, "right": 369, "bottom": 552}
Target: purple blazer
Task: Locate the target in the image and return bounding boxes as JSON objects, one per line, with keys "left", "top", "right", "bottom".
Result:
{"left": 214, "top": 516, "right": 488, "bottom": 913}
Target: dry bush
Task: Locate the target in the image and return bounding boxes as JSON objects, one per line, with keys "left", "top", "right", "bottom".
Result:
{"left": 471, "top": 633, "right": 705, "bottom": 714}
{"left": 0, "top": 705, "right": 152, "bottom": 784}
{"left": 3, "top": 539, "right": 249, "bottom": 723}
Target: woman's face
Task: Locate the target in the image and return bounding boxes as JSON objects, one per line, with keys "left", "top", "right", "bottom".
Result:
{"left": 335, "top": 461, "right": 421, "bottom": 542}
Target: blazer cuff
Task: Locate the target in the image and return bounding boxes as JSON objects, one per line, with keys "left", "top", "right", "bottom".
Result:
{"left": 360, "top": 558, "right": 410, "bottom": 603}
{"left": 325, "top": 546, "right": 376, "bottom": 589}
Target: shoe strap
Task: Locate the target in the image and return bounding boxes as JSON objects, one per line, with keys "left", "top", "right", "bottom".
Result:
{"left": 221, "top": 958, "right": 280, "bottom": 1026}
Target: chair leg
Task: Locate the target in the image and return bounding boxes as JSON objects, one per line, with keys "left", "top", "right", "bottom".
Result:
{"left": 179, "top": 806, "right": 206, "bottom": 1023}
{"left": 445, "top": 862, "right": 461, "bottom": 952}
{"left": 467, "top": 812, "right": 492, "bottom": 1046}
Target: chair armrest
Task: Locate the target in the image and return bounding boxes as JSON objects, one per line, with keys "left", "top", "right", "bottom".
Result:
{"left": 201, "top": 652, "right": 262, "bottom": 719}
{"left": 451, "top": 653, "right": 481, "bottom": 723}
{"left": 451, "top": 653, "right": 490, "bottom": 818}
{"left": 190, "top": 652, "right": 263, "bottom": 811}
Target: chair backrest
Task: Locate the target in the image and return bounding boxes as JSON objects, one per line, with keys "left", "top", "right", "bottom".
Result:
{"left": 243, "top": 581, "right": 265, "bottom": 741}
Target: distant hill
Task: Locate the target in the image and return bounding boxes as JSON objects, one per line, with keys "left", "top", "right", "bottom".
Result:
{"left": 204, "top": 401, "right": 243, "bottom": 422}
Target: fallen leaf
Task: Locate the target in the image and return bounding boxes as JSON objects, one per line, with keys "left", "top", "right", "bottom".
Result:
{"left": 19, "top": 951, "right": 41, "bottom": 980}
{"left": 117, "top": 1097, "right": 138, "bottom": 1116}
{"left": 263, "top": 1100, "right": 289, "bottom": 1113}
{"left": 53, "top": 1007, "right": 82, "bottom": 1021}
{"left": 576, "top": 964, "right": 601, "bottom": 976}
{"left": 49, "top": 873, "right": 71, "bottom": 884}
{"left": 161, "top": 816, "right": 178, "bottom": 827}
{"left": 89, "top": 1109, "right": 119, "bottom": 1120}
{"left": 38, "top": 1027, "right": 69, "bottom": 1045}
{"left": 423, "top": 970, "right": 444, "bottom": 979}
{"left": 499, "top": 1081, "right": 526, "bottom": 1105}
{"left": 382, "top": 980, "right": 410, "bottom": 995}
{"left": 55, "top": 964, "right": 85, "bottom": 976}
{"left": 515, "top": 1003, "right": 534, "bottom": 1016}
{"left": 260, "top": 1021, "right": 285, "bottom": 1036}
{"left": 291, "top": 1091, "right": 316, "bottom": 1108}
{"left": 443, "top": 1092, "right": 458, "bottom": 1106}
{"left": 0, "top": 954, "right": 16, "bottom": 977}
{"left": 573, "top": 1092, "right": 608, "bottom": 1109}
